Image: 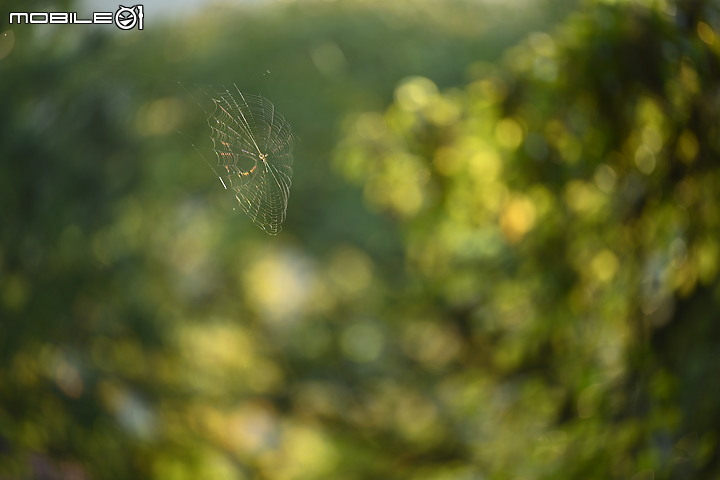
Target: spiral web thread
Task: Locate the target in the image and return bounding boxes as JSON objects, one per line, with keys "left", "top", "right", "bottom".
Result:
{"left": 202, "top": 84, "right": 294, "bottom": 235}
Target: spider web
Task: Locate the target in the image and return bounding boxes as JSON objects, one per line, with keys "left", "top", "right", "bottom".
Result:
{"left": 190, "top": 83, "right": 295, "bottom": 235}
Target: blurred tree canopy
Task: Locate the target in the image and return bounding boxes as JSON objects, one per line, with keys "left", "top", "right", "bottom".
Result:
{"left": 1, "top": 0, "right": 720, "bottom": 479}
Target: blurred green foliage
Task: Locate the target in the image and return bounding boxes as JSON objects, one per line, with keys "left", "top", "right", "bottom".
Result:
{"left": 1, "top": 0, "right": 720, "bottom": 478}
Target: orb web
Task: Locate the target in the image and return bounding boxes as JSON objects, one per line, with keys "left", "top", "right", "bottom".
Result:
{"left": 194, "top": 83, "right": 294, "bottom": 235}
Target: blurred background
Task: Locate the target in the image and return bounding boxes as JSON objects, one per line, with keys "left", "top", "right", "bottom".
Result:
{"left": 1, "top": 0, "right": 720, "bottom": 478}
